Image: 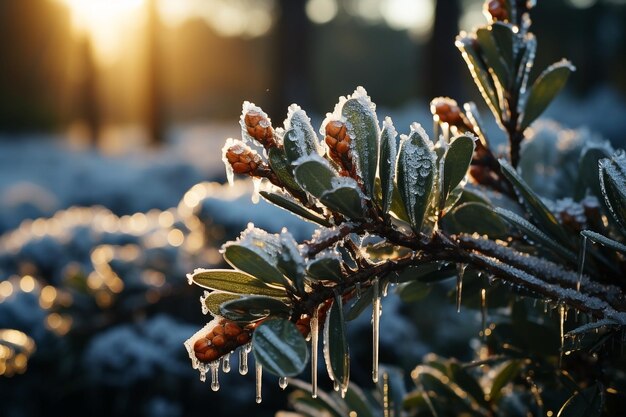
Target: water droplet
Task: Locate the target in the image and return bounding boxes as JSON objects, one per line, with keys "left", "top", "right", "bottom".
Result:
{"left": 372, "top": 277, "right": 381, "bottom": 383}
{"left": 481, "top": 288, "right": 487, "bottom": 341}
{"left": 311, "top": 306, "right": 319, "bottom": 398}
{"left": 222, "top": 352, "right": 231, "bottom": 373}
{"left": 383, "top": 371, "right": 391, "bottom": 417}
{"left": 577, "top": 235, "right": 587, "bottom": 292}
{"left": 279, "top": 376, "right": 288, "bottom": 390}
{"left": 239, "top": 345, "right": 249, "bottom": 375}
{"left": 456, "top": 264, "right": 466, "bottom": 313}
{"left": 210, "top": 361, "right": 220, "bottom": 391}
{"left": 255, "top": 362, "right": 263, "bottom": 404}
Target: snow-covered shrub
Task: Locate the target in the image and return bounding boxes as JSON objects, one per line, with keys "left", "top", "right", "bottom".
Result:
{"left": 184, "top": 1, "right": 626, "bottom": 416}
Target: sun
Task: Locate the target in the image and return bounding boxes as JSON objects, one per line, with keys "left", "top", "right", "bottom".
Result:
{"left": 60, "top": 0, "right": 146, "bottom": 65}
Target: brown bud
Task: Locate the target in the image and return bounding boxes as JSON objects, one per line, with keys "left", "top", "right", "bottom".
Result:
{"left": 212, "top": 335, "right": 225, "bottom": 347}
{"left": 224, "top": 322, "right": 242, "bottom": 337}
{"left": 193, "top": 338, "right": 210, "bottom": 354}
{"left": 244, "top": 111, "right": 276, "bottom": 148}
{"left": 236, "top": 332, "right": 250, "bottom": 345}
{"left": 226, "top": 143, "right": 264, "bottom": 175}
{"left": 324, "top": 120, "right": 355, "bottom": 177}
{"left": 485, "top": 0, "right": 508, "bottom": 22}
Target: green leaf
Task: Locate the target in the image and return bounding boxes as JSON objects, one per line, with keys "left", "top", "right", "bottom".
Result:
{"left": 495, "top": 208, "right": 577, "bottom": 263}
{"left": 490, "top": 22, "right": 514, "bottom": 75}
{"left": 476, "top": 27, "right": 510, "bottom": 89}
{"left": 343, "top": 384, "right": 377, "bottom": 417}
{"left": 514, "top": 34, "right": 536, "bottom": 98}
{"left": 557, "top": 384, "right": 603, "bottom": 417}
{"left": 456, "top": 35, "right": 501, "bottom": 123}
{"left": 276, "top": 231, "right": 306, "bottom": 294}
{"left": 345, "top": 286, "right": 374, "bottom": 321}
{"left": 268, "top": 147, "right": 303, "bottom": 193}
{"left": 397, "top": 124, "right": 437, "bottom": 233}
{"left": 190, "top": 269, "right": 287, "bottom": 297}
{"left": 581, "top": 230, "right": 626, "bottom": 255}
{"left": 442, "top": 135, "right": 476, "bottom": 204}
{"left": 324, "top": 293, "right": 350, "bottom": 391}
{"left": 449, "top": 362, "right": 489, "bottom": 409}
{"left": 489, "top": 360, "right": 522, "bottom": 403}
{"left": 500, "top": 158, "right": 570, "bottom": 243}
{"left": 220, "top": 295, "right": 290, "bottom": 322}
{"left": 379, "top": 118, "right": 398, "bottom": 214}
{"left": 397, "top": 280, "right": 432, "bottom": 302}
{"left": 283, "top": 106, "right": 320, "bottom": 164}
{"left": 202, "top": 291, "right": 242, "bottom": 317}
{"left": 252, "top": 318, "right": 309, "bottom": 377}
{"left": 341, "top": 89, "right": 380, "bottom": 198}
{"left": 445, "top": 202, "right": 508, "bottom": 238}
{"left": 320, "top": 184, "right": 366, "bottom": 220}
{"left": 463, "top": 102, "right": 491, "bottom": 149}
{"left": 575, "top": 145, "right": 612, "bottom": 200}
{"left": 599, "top": 152, "right": 626, "bottom": 235}
{"left": 294, "top": 156, "right": 337, "bottom": 199}
{"left": 288, "top": 380, "right": 347, "bottom": 417}
{"left": 390, "top": 184, "right": 411, "bottom": 223}
{"left": 307, "top": 256, "right": 344, "bottom": 282}
{"left": 520, "top": 60, "right": 575, "bottom": 130}
{"left": 223, "top": 244, "right": 291, "bottom": 288}
{"left": 260, "top": 190, "right": 332, "bottom": 227}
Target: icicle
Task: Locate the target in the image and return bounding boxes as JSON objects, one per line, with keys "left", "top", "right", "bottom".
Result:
{"left": 239, "top": 345, "right": 249, "bottom": 375}
{"left": 577, "top": 235, "right": 587, "bottom": 292}
{"left": 559, "top": 304, "right": 565, "bottom": 368}
{"left": 255, "top": 362, "right": 263, "bottom": 404}
{"left": 382, "top": 279, "right": 390, "bottom": 297}
{"left": 481, "top": 288, "right": 487, "bottom": 341}
{"left": 333, "top": 380, "right": 340, "bottom": 392}
{"left": 310, "top": 306, "right": 319, "bottom": 398}
{"left": 355, "top": 282, "right": 362, "bottom": 299}
{"left": 279, "top": 376, "right": 288, "bottom": 390}
{"left": 383, "top": 371, "right": 391, "bottom": 417}
{"left": 456, "top": 264, "right": 466, "bottom": 313}
{"left": 210, "top": 361, "right": 220, "bottom": 391}
{"left": 222, "top": 352, "right": 231, "bottom": 373}
{"left": 372, "top": 277, "right": 381, "bottom": 383}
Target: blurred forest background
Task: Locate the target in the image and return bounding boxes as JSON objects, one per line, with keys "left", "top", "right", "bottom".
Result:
{"left": 1, "top": 1, "right": 626, "bottom": 416}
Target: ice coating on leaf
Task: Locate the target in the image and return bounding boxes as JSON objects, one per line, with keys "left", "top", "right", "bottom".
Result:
{"left": 599, "top": 150, "right": 626, "bottom": 232}
{"left": 225, "top": 223, "right": 282, "bottom": 262}
{"left": 328, "top": 176, "right": 367, "bottom": 202}
{"left": 397, "top": 123, "right": 437, "bottom": 231}
{"left": 240, "top": 101, "right": 272, "bottom": 144}
{"left": 380, "top": 117, "right": 398, "bottom": 214}
{"left": 279, "top": 229, "right": 305, "bottom": 276}
{"left": 222, "top": 138, "right": 239, "bottom": 186}
{"left": 187, "top": 267, "right": 211, "bottom": 285}
{"left": 184, "top": 320, "right": 221, "bottom": 382}
{"left": 283, "top": 104, "right": 321, "bottom": 161}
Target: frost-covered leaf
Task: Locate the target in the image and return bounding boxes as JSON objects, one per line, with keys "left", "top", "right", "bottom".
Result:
{"left": 260, "top": 190, "right": 332, "bottom": 227}
{"left": 581, "top": 230, "right": 626, "bottom": 255}
{"left": 445, "top": 202, "right": 508, "bottom": 238}
{"left": 307, "top": 253, "right": 344, "bottom": 282}
{"left": 489, "top": 360, "right": 522, "bottom": 403}
{"left": 283, "top": 105, "right": 321, "bottom": 164}
{"left": 495, "top": 208, "right": 576, "bottom": 262}
{"left": 224, "top": 244, "right": 291, "bottom": 288}
{"left": 490, "top": 22, "right": 514, "bottom": 75}
{"left": 252, "top": 318, "right": 309, "bottom": 377}
{"left": 277, "top": 230, "right": 306, "bottom": 293}
{"left": 189, "top": 269, "right": 287, "bottom": 297}
{"left": 341, "top": 87, "right": 380, "bottom": 198}
{"left": 476, "top": 27, "right": 510, "bottom": 90}
{"left": 599, "top": 151, "right": 626, "bottom": 235}
{"left": 293, "top": 155, "right": 337, "bottom": 199}
{"left": 515, "top": 34, "right": 536, "bottom": 101}
{"left": 456, "top": 34, "right": 501, "bottom": 122}
{"left": 202, "top": 291, "right": 242, "bottom": 316}
{"left": 557, "top": 384, "right": 603, "bottom": 417}
{"left": 379, "top": 117, "right": 398, "bottom": 214}
{"left": 397, "top": 123, "right": 437, "bottom": 233}
{"left": 520, "top": 60, "right": 575, "bottom": 130}
{"left": 324, "top": 293, "right": 349, "bottom": 392}
{"left": 390, "top": 184, "right": 411, "bottom": 223}
{"left": 463, "top": 102, "right": 491, "bottom": 148}
{"left": 576, "top": 144, "right": 612, "bottom": 200}
{"left": 220, "top": 295, "right": 290, "bottom": 322}
{"left": 397, "top": 280, "right": 432, "bottom": 302}
{"left": 441, "top": 135, "right": 476, "bottom": 205}
{"left": 500, "top": 159, "right": 570, "bottom": 243}
{"left": 268, "top": 147, "right": 304, "bottom": 193}
{"left": 320, "top": 180, "right": 366, "bottom": 220}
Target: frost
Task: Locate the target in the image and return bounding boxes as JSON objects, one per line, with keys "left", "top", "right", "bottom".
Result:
{"left": 223, "top": 223, "right": 282, "bottom": 264}
{"left": 200, "top": 291, "right": 210, "bottom": 315}
{"left": 221, "top": 138, "right": 239, "bottom": 187}
{"left": 279, "top": 229, "right": 305, "bottom": 276}
{"left": 283, "top": 105, "right": 321, "bottom": 159}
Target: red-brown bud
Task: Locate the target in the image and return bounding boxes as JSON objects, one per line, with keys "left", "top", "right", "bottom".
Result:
{"left": 244, "top": 111, "right": 276, "bottom": 148}
{"left": 485, "top": 0, "right": 508, "bottom": 22}
{"left": 225, "top": 143, "right": 264, "bottom": 175}
{"left": 193, "top": 319, "right": 253, "bottom": 364}
{"left": 324, "top": 120, "right": 355, "bottom": 177}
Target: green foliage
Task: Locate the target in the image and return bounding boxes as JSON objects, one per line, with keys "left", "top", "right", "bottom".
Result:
{"left": 183, "top": 2, "right": 626, "bottom": 416}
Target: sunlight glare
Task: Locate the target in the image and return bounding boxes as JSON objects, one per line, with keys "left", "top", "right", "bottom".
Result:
{"left": 381, "top": 0, "right": 434, "bottom": 39}
{"left": 61, "top": 0, "right": 145, "bottom": 65}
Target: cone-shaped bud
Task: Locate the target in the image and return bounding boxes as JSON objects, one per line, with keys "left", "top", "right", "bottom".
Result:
{"left": 484, "top": 0, "right": 508, "bottom": 22}
{"left": 244, "top": 110, "right": 277, "bottom": 148}
{"left": 324, "top": 120, "right": 355, "bottom": 177}
{"left": 193, "top": 319, "right": 254, "bottom": 363}
{"left": 225, "top": 142, "right": 264, "bottom": 175}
